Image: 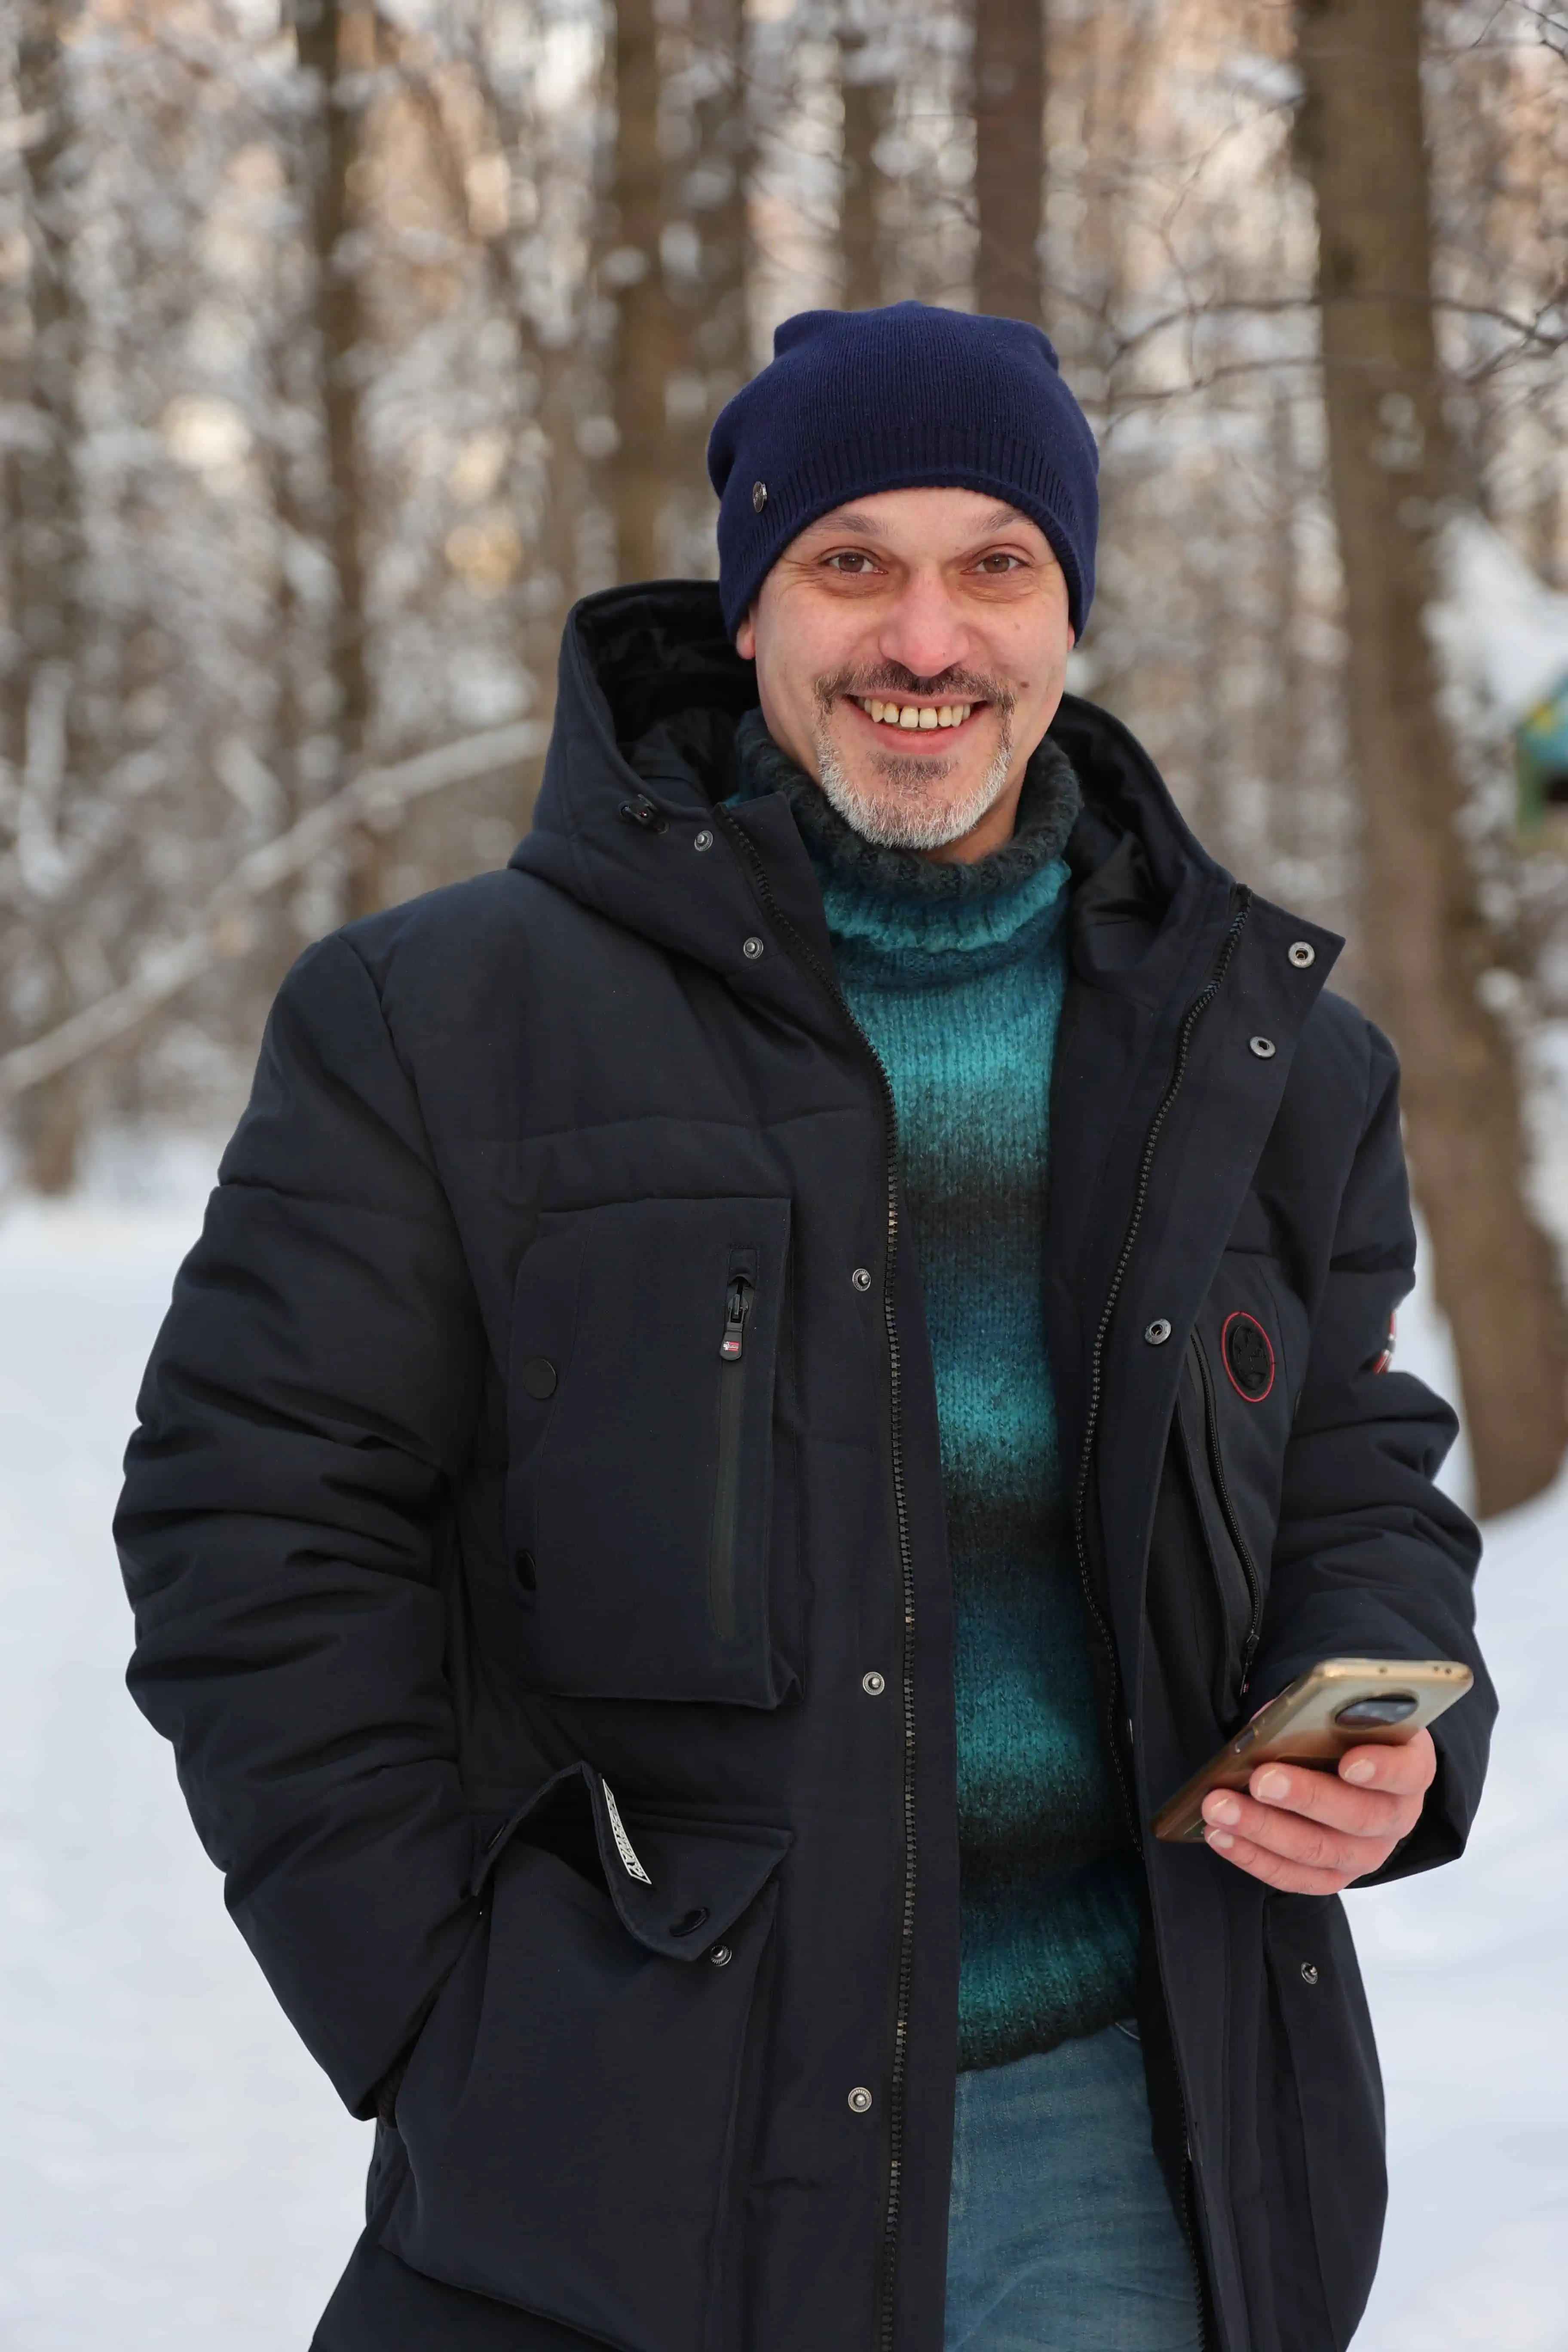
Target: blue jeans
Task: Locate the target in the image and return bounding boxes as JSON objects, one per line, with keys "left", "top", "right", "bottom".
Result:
{"left": 943, "top": 2022, "right": 1203, "bottom": 2351}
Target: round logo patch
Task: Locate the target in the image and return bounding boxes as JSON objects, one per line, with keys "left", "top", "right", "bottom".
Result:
{"left": 1222, "top": 1310, "right": 1275, "bottom": 1403}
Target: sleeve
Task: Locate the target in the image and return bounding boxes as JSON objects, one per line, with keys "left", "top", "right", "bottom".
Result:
{"left": 1252, "top": 1021, "right": 1497, "bottom": 1884}
{"left": 115, "top": 931, "right": 487, "bottom": 2116}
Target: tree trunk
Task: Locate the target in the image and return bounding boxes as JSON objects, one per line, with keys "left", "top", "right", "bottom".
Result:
{"left": 1295, "top": 0, "right": 1568, "bottom": 1515}
{"left": 6, "top": 0, "right": 89, "bottom": 1191}
{"left": 841, "top": 28, "right": 887, "bottom": 312}
{"left": 973, "top": 0, "right": 1044, "bottom": 321}
{"left": 294, "top": 0, "right": 379, "bottom": 914}
{"left": 606, "top": 0, "right": 675, "bottom": 585}
{"left": 667, "top": 0, "right": 750, "bottom": 573}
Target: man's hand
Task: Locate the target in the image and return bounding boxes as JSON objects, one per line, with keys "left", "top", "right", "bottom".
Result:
{"left": 1200, "top": 1728, "right": 1436, "bottom": 1894}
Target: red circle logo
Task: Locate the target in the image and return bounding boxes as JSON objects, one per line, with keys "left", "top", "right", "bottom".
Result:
{"left": 1222, "top": 1311, "right": 1275, "bottom": 1402}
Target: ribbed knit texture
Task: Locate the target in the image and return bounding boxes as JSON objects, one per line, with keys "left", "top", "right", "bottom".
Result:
{"left": 729, "top": 714, "right": 1142, "bottom": 2069}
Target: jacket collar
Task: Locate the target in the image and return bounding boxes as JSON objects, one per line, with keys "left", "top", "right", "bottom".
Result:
{"left": 509, "top": 581, "right": 1333, "bottom": 1017}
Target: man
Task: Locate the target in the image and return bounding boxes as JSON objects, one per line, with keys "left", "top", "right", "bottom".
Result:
{"left": 117, "top": 303, "right": 1493, "bottom": 2352}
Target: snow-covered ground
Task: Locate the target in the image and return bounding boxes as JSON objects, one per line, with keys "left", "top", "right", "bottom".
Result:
{"left": 1, "top": 1146, "right": 1565, "bottom": 2349}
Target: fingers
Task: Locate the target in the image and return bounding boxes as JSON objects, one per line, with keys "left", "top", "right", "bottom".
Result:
{"left": 1338, "top": 1726, "right": 1437, "bottom": 1797}
{"left": 1199, "top": 1730, "right": 1435, "bottom": 1893}
{"left": 1194, "top": 1822, "right": 1352, "bottom": 1897}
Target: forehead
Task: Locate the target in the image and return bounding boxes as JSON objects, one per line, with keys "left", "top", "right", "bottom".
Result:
{"left": 790, "top": 486, "right": 1051, "bottom": 555}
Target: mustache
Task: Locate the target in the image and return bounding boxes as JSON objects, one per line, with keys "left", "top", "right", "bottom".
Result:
{"left": 813, "top": 665, "right": 1015, "bottom": 715}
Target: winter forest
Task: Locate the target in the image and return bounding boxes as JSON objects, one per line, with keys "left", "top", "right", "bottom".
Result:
{"left": 3, "top": 4, "right": 1568, "bottom": 2346}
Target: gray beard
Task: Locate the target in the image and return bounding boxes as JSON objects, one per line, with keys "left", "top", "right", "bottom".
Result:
{"left": 810, "top": 716, "right": 1017, "bottom": 851}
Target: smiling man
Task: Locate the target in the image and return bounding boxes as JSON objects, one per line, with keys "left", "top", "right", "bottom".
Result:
{"left": 118, "top": 304, "right": 1492, "bottom": 2352}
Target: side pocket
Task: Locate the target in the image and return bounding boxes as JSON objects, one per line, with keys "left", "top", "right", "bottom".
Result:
{"left": 380, "top": 1763, "right": 791, "bottom": 2352}
{"left": 1175, "top": 1337, "right": 1264, "bottom": 1712}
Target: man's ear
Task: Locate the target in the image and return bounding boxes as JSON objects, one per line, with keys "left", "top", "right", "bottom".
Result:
{"left": 735, "top": 605, "right": 757, "bottom": 661}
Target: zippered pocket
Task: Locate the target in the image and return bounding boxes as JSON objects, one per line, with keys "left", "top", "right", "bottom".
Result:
{"left": 710, "top": 1256, "right": 756, "bottom": 1644}
{"left": 1176, "top": 1335, "right": 1264, "bottom": 1705}
{"left": 505, "top": 1197, "right": 794, "bottom": 1707}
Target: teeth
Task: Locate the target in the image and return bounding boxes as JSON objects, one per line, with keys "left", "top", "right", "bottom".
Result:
{"left": 857, "top": 698, "right": 974, "bottom": 729}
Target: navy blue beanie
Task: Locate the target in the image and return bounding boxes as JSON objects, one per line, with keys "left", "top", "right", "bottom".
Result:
{"left": 707, "top": 302, "right": 1099, "bottom": 642}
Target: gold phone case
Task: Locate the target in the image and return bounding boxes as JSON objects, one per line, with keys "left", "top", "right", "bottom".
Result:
{"left": 1150, "top": 1657, "right": 1474, "bottom": 1844}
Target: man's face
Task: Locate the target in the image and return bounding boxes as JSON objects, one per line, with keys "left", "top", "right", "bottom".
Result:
{"left": 735, "top": 486, "right": 1075, "bottom": 859}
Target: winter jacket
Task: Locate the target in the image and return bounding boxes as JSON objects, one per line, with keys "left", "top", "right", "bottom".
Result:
{"left": 116, "top": 580, "right": 1494, "bottom": 2352}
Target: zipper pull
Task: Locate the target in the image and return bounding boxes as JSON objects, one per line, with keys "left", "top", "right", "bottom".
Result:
{"left": 720, "top": 1275, "right": 752, "bottom": 1362}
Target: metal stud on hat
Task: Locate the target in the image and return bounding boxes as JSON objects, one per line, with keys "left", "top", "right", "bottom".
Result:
{"left": 751, "top": 481, "right": 768, "bottom": 513}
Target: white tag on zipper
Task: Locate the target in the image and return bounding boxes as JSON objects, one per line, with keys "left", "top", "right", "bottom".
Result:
{"left": 601, "top": 1779, "right": 653, "bottom": 1886}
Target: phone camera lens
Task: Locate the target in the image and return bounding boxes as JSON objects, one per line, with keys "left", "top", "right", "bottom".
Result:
{"left": 1333, "top": 1694, "right": 1418, "bottom": 1729}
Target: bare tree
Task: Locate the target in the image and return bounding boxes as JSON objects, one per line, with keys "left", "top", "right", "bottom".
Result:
{"left": 973, "top": 0, "right": 1045, "bottom": 320}
{"left": 292, "top": 0, "right": 379, "bottom": 914}
{"left": 3, "top": 0, "right": 92, "bottom": 1190}
{"left": 1294, "top": 0, "right": 1568, "bottom": 1513}
{"left": 605, "top": 0, "right": 675, "bottom": 583}
{"left": 841, "top": 14, "right": 888, "bottom": 311}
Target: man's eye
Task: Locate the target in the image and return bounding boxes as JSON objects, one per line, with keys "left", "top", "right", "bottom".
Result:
{"left": 824, "top": 551, "right": 879, "bottom": 575}
{"left": 975, "top": 552, "right": 1025, "bottom": 574}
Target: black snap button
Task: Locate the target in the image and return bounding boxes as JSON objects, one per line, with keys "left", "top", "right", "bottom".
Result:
{"left": 742, "top": 936, "right": 765, "bottom": 960}
{"left": 694, "top": 829, "right": 714, "bottom": 852}
{"left": 1249, "top": 1035, "right": 1277, "bottom": 1060}
{"left": 672, "top": 1907, "right": 710, "bottom": 1937}
{"left": 710, "top": 1943, "right": 733, "bottom": 1966}
{"left": 751, "top": 480, "right": 768, "bottom": 513}
{"left": 1144, "top": 1318, "right": 1173, "bottom": 1346}
{"left": 852, "top": 1266, "right": 873, "bottom": 1292}
{"left": 617, "top": 796, "right": 667, "bottom": 833}
{"left": 1300, "top": 1962, "right": 1319, "bottom": 1986}
{"left": 1288, "top": 940, "right": 1315, "bottom": 969}
{"left": 512, "top": 1549, "right": 536, "bottom": 1591}
{"left": 521, "top": 1356, "right": 557, "bottom": 1400}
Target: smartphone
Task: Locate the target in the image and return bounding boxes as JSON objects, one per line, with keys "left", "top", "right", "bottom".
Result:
{"left": 1150, "top": 1657, "right": 1473, "bottom": 1844}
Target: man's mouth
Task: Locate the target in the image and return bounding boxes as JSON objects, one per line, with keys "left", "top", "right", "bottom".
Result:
{"left": 848, "top": 695, "right": 980, "bottom": 732}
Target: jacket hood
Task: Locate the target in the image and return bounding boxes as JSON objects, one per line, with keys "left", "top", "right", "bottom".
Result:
{"left": 511, "top": 580, "right": 1267, "bottom": 1000}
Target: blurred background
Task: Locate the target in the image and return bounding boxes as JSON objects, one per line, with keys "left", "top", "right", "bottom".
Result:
{"left": 1, "top": 0, "right": 1567, "bottom": 2345}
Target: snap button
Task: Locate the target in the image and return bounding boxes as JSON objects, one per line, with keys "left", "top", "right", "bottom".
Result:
{"left": 521, "top": 1355, "right": 557, "bottom": 1400}
{"left": 512, "top": 1548, "right": 536, "bottom": 1592}
{"left": 1288, "top": 940, "right": 1315, "bottom": 969}
{"left": 742, "top": 936, "right": 765, "bottom": 960}
{"left": 1300, "top": 1962, "right": 1319, "bottom": 1986}
{"left": 1249, "top": 1036, "right": 1277, "bottom": 1060}
{"left": 617, "top": 796, "right": 667, "bottom": 833}
{"left": 671, "top": 1907, "right": 709, "bottom": 1937}
{"left": 848, "top": 2086, "right": 873, "bottom": 2114}
{"left": 710, "top": 1944, "right": 732, "bottom": 1967}
{"left": 851, "top": 1266, "right": 873, "bottom": 1292}
{"left": 861, "top": 1670, "right": 886, "bottom": 1696}
{"left": 1144, "top": 1318, "right": 1173, "bottom": 1346}
{"left": 694, "top": 828, "right": 714, "bottom": 852}
{"left": 751, "top": 480, "right": 768, "bottom": 513}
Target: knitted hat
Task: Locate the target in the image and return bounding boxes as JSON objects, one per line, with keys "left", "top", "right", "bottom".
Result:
{"left": 707, "top": 302, "right": 1099, "bottom": 641}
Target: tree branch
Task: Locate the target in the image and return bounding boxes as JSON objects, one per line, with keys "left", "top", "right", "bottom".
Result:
{"left": 0, "top": 720, "right": 548, "bottom": 1111}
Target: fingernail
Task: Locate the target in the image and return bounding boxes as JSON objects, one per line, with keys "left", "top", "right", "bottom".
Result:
{"left": 1206, "top": 1829, "right": 1235, "bottom": 1851}
{"left": 1207, "top": 1796, "right": 1242, "bottom": 1826}
{"left": 1256, "top": 1767, "right": 1290, "bottom": 1800}
{"left": 1342, "top": 1758, "right": 1377, "bottom": 1785}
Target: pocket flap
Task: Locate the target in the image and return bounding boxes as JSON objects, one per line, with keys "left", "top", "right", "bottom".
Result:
{"left": 472, "top": 1761, "right": 792, "bottom": 1961}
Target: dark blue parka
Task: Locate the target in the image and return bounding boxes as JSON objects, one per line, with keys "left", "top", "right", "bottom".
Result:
{"left": 116, "top": 582, "right": 1493, "bottom": 2352}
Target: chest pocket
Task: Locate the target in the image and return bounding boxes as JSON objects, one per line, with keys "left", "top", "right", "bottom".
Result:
{"left": 505, "top": 1195, "right": 795, "bottom": 1708}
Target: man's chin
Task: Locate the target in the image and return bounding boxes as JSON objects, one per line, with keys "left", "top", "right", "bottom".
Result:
{"left": 814, "top": 743, "right": 1009, "bottom": 854}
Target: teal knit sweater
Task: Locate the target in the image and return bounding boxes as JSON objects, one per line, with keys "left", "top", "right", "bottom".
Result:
{"left": 731, "top": 714, "right": 1143, "bottom": 2070}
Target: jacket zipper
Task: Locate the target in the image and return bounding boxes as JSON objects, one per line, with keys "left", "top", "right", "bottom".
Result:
{"left": 1188, "top": 1332, "right": 1264, "bottom": 1692}
{"left": 713, "top": 808, "right": 915, "bottom": 2352}
{"left": 709, "top": 1274, "right": 753, "bottom": 1642}
{"left": 1069, "top": 885, "right": 1251, "bottom": 2352}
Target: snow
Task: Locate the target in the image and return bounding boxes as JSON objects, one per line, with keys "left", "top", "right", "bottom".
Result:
{"left": 1432, "top": 511, "right": 1568, "bottom": 723}
{"left": 2, "top": 1149, "right": 1565, "bottom": 2348}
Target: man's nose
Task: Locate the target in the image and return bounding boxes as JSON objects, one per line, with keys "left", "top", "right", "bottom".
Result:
{"left": 875, "top": 570, "right": 973, "bottom": 685}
